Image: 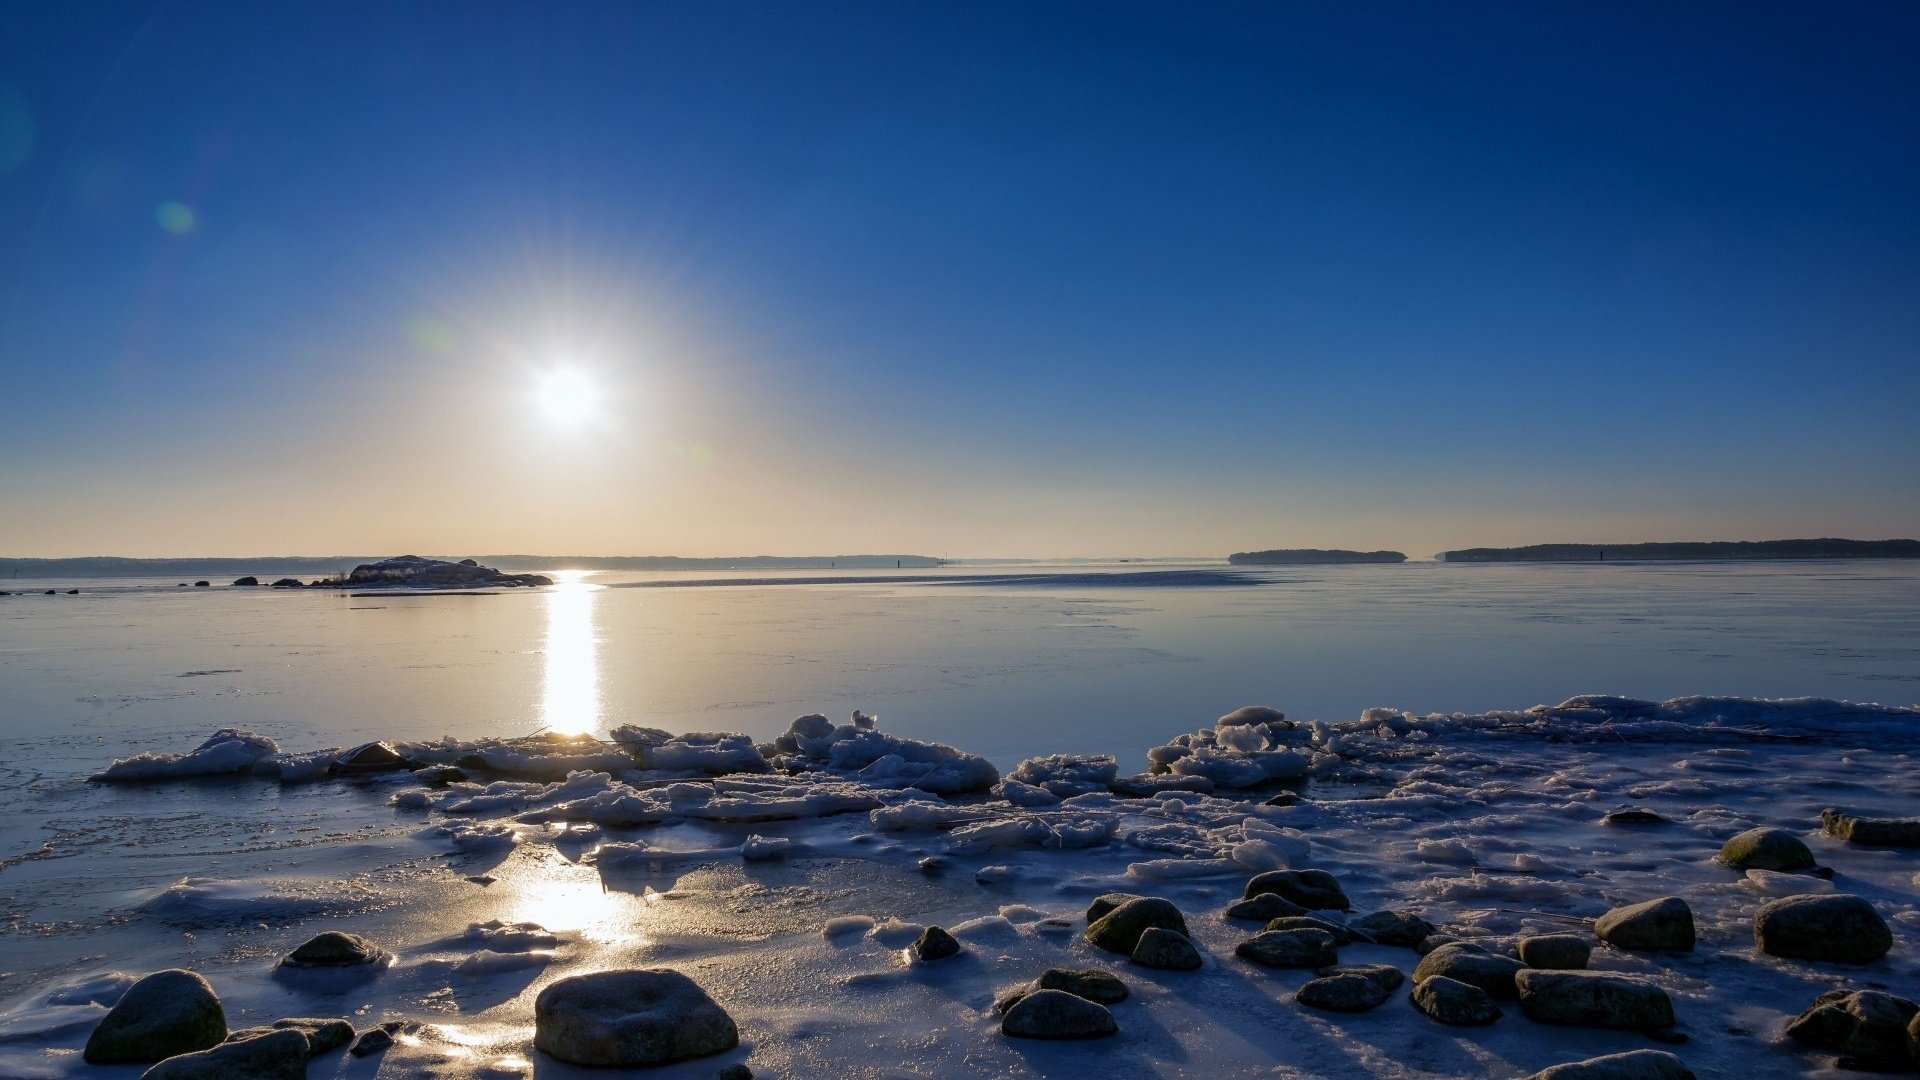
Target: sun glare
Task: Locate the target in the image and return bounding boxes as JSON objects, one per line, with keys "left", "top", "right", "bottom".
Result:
{"left": 537, "top": 368, "right": 599, "bottom": 426}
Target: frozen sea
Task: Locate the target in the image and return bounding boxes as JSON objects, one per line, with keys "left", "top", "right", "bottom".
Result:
{"left": 2, "top": 560, "right": 1918, "bottom": 1078}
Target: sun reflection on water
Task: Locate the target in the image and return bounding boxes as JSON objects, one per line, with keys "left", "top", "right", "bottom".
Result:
{"left": 540, "top": 570, "right": 602, "bottom": 737}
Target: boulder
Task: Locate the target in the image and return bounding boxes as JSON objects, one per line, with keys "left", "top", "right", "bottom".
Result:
{"left": 231, "top": 577, "right": 258, "bottom": 586}
{"left": 533, "top": 969, "right": 738, "bottom": 1066}
{"left": 349, "top": 1022, "right": 410, "bottom": 1057}
{"left": 193, "top": 580, "right": 210, "bottom": 587}
{"left": 270, "top": 578, "right": 302, "bottom": 588}
{"left": 1315, "top": 963, "right": 1405, "bottom": 992}
{"left": 1131, "top": 926, "right": 1202, "bottom": 970}
{"left": 1754, "top": 894, "right": 1893, "bottom": 964}
{"left": 412, "top": 763, "right": 469, "bottom": 787}
{"left": 1523, "top": 1049, "right": 1697, "bottom": 1080}
{"left": 1514, "top": 969, "right": 1676, "bottom": 1031}
{"left": 1243, "top": 868, "right": 1350, "bottom": 911}
{"left": 1086, "top": 892, "right": 1141, "bottom": 923}
{"left": 1000, "top": 989, "right": 1118, "bottom": 1039}
{"left": 1603, "top": 807, "right": 1668, "bottom": 825}
{"left": 1297, "top": 972, "right": 1393, "bottom": 1012}
{"left": 911, "top": 925, "right": 960, "bottom": 962}
{"left": 1235, "top": 928, "right": 1338, "bottom": 969}
{"left": 1417, "top": 933, "right": 1463, "bottom": 955}
{"left": 1351, "top": 909, "right": 1435, "bottom": 948}
{"left": 1225, "top": 892, "right": 1309, "bottom": 922}
{"left": 1595, "top": 897, "right": 1694, "bottom": 952}
{"left": 1785, "top": 989, "right": 1918, "bottom": 1071}
{"left": 995, "top": 968, "right": 1129, "bottom": 1013}
{"left": 1517, "top": 934, "right": 1591, "bottom": 970}
{"left": 141, "top": 1029, "right": 307, "bottom": 1080}
{"left": 1718, "top": 828, "right": 1816, "bottom": 872}
{"left": 1411, "top": 975, "right": 1501, "bottom": 1026}
{"left": 225, "top": 1018, "right": 353, "bottom": 1056}
{"left": 1414, "top": 943, "right": 1526, "bottom": 999}
{"left": 1265, "top": 915, "right": 1354, "bottom": 945}
{"left": 1086, "top": 896, "right": 1188, "bottom": 955}
{"left": 278, "top": 931, "right": 389, "bottom": 969}
{"left": 1822, "top": 808, "right": 1920, "bottom": 848}
{"left": 334, "top": 742, "right": 409, "bottom": 776}
{"left": 83, "top": 969, "right": 227, "bottom": 1064}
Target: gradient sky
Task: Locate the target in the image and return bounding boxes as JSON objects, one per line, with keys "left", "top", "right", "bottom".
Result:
{"left": 2, "top": 1, "right": 1916, "bottom": 558}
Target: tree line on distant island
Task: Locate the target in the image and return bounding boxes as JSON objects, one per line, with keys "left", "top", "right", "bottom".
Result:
{"left": 1231, "top": 538, "right": 1920, "bottom": 565}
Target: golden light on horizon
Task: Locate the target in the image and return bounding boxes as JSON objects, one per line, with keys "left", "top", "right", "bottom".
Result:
{"left": 540, "top": 570, "right": 602, "bottom": 736}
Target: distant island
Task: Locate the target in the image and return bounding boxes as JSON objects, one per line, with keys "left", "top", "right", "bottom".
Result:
{"left": 1438, "top": 538, "right": 1920, "bottom": 563}
{"left": 0, "top": 554, "right": 947, "bottom": 579}
{"left": 1228, "top": 548, "right": 1408, "bottom": 565}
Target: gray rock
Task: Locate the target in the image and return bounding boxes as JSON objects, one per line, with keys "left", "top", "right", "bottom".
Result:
{"left": 1785, "top": 989, "right": 1918, "bottom": 1071}
{"left": 1411, "top": 975, "right": 1501, "bottom": 1025}
{"left": 1523, "top": 1049, "right": 1697, "bottom": 1080}
{"left": 1085, "top": 896, "right": 1188, "bottom": 955}
{"left": 1315, "top": 963, "right": 1405, "bottom": 992}
{"left": 1243, "top": 868, "right": 1350, "bottom": 910}
{"left": 1718, "top": 827, "right": 1816, "bottom": 872}
{"left": 1265, "top": 915, "right": 1353, "bottom": 945}
{"left": 1416, "top": 933, "right": 1463, "bottom": 955}
{"left": 349, "top": 1022, "right": 410, "bottom": 1057}
{"left": 1517, "top": 934, "right": 1591, "bottom": 970}
{"left": 1594, "top": 897, "right": 1694, "bottom": 953}
{"left": 278, "top": 930, "right": 389, "bottom": 969}
{"left": 231, "top": 577, "right": 258, "bottom": 587}
{"left": 83, "top": 969, "right": 227, "bottom": 1064}
{"left": 413, "top": 764, "right": 468, "bottom": 787}
{"left": 1225, "top": 892, "right": 1310, "bottom": 922}
{"left": 1754, "top": 893, "right": 1893, "bottom": 964}
{"left": 227, "top": 1018, "right": 352, "bottom": 1056}
{"left": 534, "top": 969, "right": 738, "bottom": 1066}
{"left": 1000, "top": 988, "right": 1118, "bottom": 1039}
{"left": 1235, "top": 928, "right": 1338, "bottom": 968}
{"left": 1413, "top": 942, "right": 1526, "bottom": 999}
{"left": 1603, "top": 807, "right": 1668, "bottom": 825}
{"left": 716, "top": 1065, "right": 753, "bottom": 1080}
{"left": 334, "top": 742, "right": 408, "bottom": 775}
{"left": 141, "top": 1029, "right": 307, "bottom": 1080}
{"left": 1085, "top": 892, "right": 1141, "bottom": 923}
{"left": 1515, "top": 969, "right": 1676, "bottom": 1031}
{"left": 995, "top": 968, "right": 1130, "bottom": 1013}
{"left": 1297, "top": 972, "right": 1393, "bottom": 1012}
{"left": 911, "top": 925, "right": 960, "bottom": 962}
{"left": 1351, "top": 909, "right": 1435, "bottom": 948}
{"left": 1822, "top": 808, "right": 1920, "bottom": 848}
{"left": 1131, "top": 926, "right": 1202, "bottom": 970}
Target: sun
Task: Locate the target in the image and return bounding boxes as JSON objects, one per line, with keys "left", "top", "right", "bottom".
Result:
{"left": 537, "top": 368, "right": 599, "bottom": 426}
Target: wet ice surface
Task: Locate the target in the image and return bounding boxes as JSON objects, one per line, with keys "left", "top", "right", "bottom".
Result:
{"left": 2, "top": 562, "right": 1919, "bottom": 1077}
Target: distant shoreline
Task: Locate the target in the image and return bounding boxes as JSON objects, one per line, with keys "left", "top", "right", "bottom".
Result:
{"left": 1437, "top": 538, "right": 1920, "bottom": 563}
{"left": 0, "top": 554, "right": 948, "bottom": 579}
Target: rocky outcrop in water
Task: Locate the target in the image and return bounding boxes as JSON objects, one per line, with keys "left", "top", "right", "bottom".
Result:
{"left": 342, "top": 556, "right": 552, "bottom": 589}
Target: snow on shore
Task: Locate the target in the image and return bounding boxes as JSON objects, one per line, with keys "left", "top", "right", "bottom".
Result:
{"left": 8, "top": 695, "right": 1920, "bottom": 1078}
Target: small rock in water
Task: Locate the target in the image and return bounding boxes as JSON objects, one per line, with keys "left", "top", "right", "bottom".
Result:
{"left": 1717, "top": 827, "right": 1816, "bottom": 872}
{"left": 1523, "top": 1049, "right": 1697, "bottom": 1079}
{"left": 716, "top": 1065, "right": 754, "bottom": 1080}
{"left": 1594, "top": 897, "right": 1694, "bottom": 953}
{"left": 1131, "top": 926, "right": 1203, "bottom": 970}
{"left": 916, "top": 856, "right": 944, "bottom": 874}
{"left": 1225, "top": 892, "right": 1310, "bottom": 922}
{"left": 1821, "top": 808, "right": 1920, "bottom": 848}
{"left": 1514, "top": 969, "right": 1676, "bottom": 1031}
{"left": 83, "top": 969, "right": 227, "bottom": 1064}
{"left": 1000, "top": 989, "right": 1118, "bottom": 1040}
{"left": 534, "top": 969, "right": 738, "bottom": 1066}
{"left": 1243, "top": 868, "right": 1350, "bottom": 910}
{"left": 335, "top": 741, "right": 409, "bottom": 776}
{"left": 1263, "top": 791, "right": 1301, "bottom": 807}
{"left": 349, "top": 1022, "right": 411, "bottom": 1057}
{"left": 1235, "top": 928, "right": 1338, "bottom": 969}
{"left": 278, "top": 930, "right": 390, "bottom": 969}
{"left": 1602, "top": 807, "right": 1668, "bottom": 826}
{"left": 1411, "top": 975, "right": 1501, "bottom": 1026}
{"left": 1265, "top": 915, "right": 1354, "bottom": 945}
{"left": 142, "top": 1028, "right": 307, "bottom": 1079}
{"left": 1297, "top": 972, "right": 1393, "bottom": 1012}
{"left": 1351, "top": 909, "right": 1435, "bottom": 948}
{"left": 1085, "top": 896, "right": 1188, "bottom": 955}
{"left": 249, "top": 1017, "right": 353, "bottom": 1056}
{"left": 414, "top": 764, "right": 469, "bottom": 787}
{"left": 466, "top": 874, "right": 497, "bottom": 886}
{"left": 911, "top": 925, "right": 961, "bottom": 962}
{"left": 1753, "top": 893, "right": 1893, "bottom": 964}
{"left": 1785, "top": 989, "right": 1918, "bottom": 1072}
{"left": 1414, "top": 943, "right": 1525, "bottom": 999}
{"left": 1517, "top": 934, "right": 1591, "bottom": 970}
{"left": 1035, "top": 968, "right": 1130, "bottom": 1004}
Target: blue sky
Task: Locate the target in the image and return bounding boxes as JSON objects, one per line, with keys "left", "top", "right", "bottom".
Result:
{"left": 1, "top": 1, "right": 1915, "bottom": 557}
